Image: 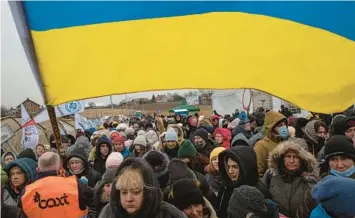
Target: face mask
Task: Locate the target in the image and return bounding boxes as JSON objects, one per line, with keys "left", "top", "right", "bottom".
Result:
{"left": 330, "top": 165, "right": 355, "bottom": 178}
{"left": 278, "top": 126, "right": 289, "bottom": 139}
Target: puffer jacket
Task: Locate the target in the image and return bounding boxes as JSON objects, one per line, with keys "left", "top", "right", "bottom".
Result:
{"left": 254, "top": 111, "right": 287, "bottom": 177}
{"left": 89, "top": 136, "right": 113, "bottom": 175}
{"left": 98, "top": 158, "right": 186, "bottom": 218}
{"left": 263, "top": 140, "right": 318, "bottom": 218}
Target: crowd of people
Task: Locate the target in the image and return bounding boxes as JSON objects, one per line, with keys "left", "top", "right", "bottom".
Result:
{"left": 1, "top": 106, "right": 355, "bottom": 218}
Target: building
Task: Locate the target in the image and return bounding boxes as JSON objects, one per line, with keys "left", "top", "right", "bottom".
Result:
{"left": 16, "top": 98, "right": 41, "bottom": 118}
{"left": 156, "top": 95, "right": 168, "bottom": 103}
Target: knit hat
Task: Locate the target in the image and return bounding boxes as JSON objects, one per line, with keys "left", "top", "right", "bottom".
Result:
{"left": 105, "top": 152, "right": 124, "bottom": 169}
{"left": 345, "top": 117, "right": 355, "bottom": 130}
{"left": 133, "top": 135, "right": 147, "bottom": 147}
{"left": 228, "top": 185, "right": 267, "bottom": 218}
{"left": 312, "top": 175, "right": 355, "bottom": 216}
{"left": 137, "top": 130, "right": 146, "bottom": 136}
{"left": 145, "top": 130, "right": 159, "bottom": 145}
{"left": 172, "top": 178, "right": 205, "bottom": 210}
{"left": 324, "top": 135, "right": 355, "bottom": 162}
{"left": 210, "top": 147, "right": 225, "bottom": 162}
{"left": 125, "top": 127, "right": 135, "bottom": 136}
{"left": 113, "top": 135, "right": 125, "bottom": 145}
{"left": 239, "top": 119, "right": 250, "bottom": 126}
{"left": 193, "top": 129, "right": 209, "bottom": 142}
{"left": 109, "top": 130, "right": 120, "bottom": 139}
{"left": 178, "top": 140, "right": 197, "bottom": 158}
{"left": 17, "top": 148, "right": 37, "bottom": 162}
{"left": 116, "top": 123, "right": 127, "bottom": 131}
{"left": 165, "top": 130, "right": 178, "bottom": 142}
{"left": 332, "top": 115, "right": 348, "bottom": 135}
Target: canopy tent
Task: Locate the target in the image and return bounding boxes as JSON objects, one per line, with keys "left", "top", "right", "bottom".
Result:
{"left": 169, "top": 104, "right": 200, "bottom": 113}
{"left": 9, "top": 1, "right": 355, "bottom": 114}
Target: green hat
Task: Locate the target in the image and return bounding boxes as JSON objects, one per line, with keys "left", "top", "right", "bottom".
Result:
{"left": 178, "top": 140, "right": 197, "bottom": 158}
{"left": 1, "top": 167, "right": 8, "bottom": 186}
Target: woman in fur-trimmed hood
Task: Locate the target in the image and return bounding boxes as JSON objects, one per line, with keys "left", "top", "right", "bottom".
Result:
{"left": 262, "top": 140, "right": 318, "bottom": 218}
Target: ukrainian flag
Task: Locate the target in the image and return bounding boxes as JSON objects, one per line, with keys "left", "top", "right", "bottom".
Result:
{"left": 11, "top": 1, "right": 355, "bottom": 113}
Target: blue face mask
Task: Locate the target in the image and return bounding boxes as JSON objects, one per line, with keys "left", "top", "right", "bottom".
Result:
{"left": 330, "top": 165, "right": 355, "bottom": 178}
{"left": 278, "top": 126, "right": 289, "bottom": 139}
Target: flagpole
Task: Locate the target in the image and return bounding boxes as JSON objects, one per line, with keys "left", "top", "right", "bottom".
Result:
{"left": 47, "top": 106, "right": 61, "bottom": 151}
{"left": 110, "top": 95, "right": 114, "bottom": 117}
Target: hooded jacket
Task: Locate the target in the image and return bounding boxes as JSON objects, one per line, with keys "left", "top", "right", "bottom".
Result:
{"left": 93, "top": 168, "right": 117, "bottom": 217}
{"left": 92, "top": 136, "right": 113, "bottom": 175}
{"left": 98, "top": 158, "right": 186, "bottom": 218}
{"left": 263, "top": 140, "right": 318, "bottom": 218}
{"left": 254, "top": 111, "right": 287, "bottom": 177}
{"left": 64, "top": 147, "right": 102, "bottom": 188}
{"left": 3, "top": 158, "right": 37, "bottom": 206}
{"left": 217, "top": 146, "right": 271, "bottom": 218}
{"left": 142, "top": 150, "right": 170, "bottom": 190}
{"left": 1, "top": 151, "right": 16, "bottom": 167}
{"left": 302, "top": 120, "right": 327, "bottom": 157}
{"left": 213, "top": 128, "right": 231, "bottom": 149}
{"left": 167, "top": 124, "right": 184, "bottom": 145}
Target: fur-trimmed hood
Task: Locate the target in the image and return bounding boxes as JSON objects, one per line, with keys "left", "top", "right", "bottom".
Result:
{"left": 204, "top": 197, "right": 218, "bottom": 218}
{"left": 167, "top": 124, "right": 184, "bottom": 144}
{"left": 268, "top": 140, "right": 318, "bottom": 176}
{"left": 142, "top": 150, "right": 170, "bottom": 178}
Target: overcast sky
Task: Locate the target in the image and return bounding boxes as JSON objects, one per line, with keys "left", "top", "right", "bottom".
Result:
{"left": 1, "top": 2, "right": 191, "bottom": 108}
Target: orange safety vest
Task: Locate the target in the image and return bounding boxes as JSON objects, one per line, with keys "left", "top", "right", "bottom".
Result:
{"left": 21, "top": 175, "right": 88, "bottom": 218}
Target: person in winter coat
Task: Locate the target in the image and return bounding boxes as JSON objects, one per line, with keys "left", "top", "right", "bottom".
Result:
{"left": 64, "top": 147, "right": 102, "bottom": 188}
{"left": 254, "top": 111, "right": 289, "bottom": 177}
{"left": 67, "top": 135, "right": 93, "bottom": 159}
{"left": 321, "top": 135, "right": 355, "bottom": 179}
{"left": 145, "top": 130, "right": 160, "bottom": 150}
{"left": 217, "top": 146, "right": 271, "bottom": 218}
{"left": 98, "top": 158, "right": 186, "bottom": 218}
{"left": 211, "top": 115, "right": 220, "bottom": 131}
{"left": 227, "top": 185, "right": 280, "bottom": 218}
{"left": 1, "top": 186, "right": 20, "bottom": 218}
{"left": 1, "top": 151, "right": 16, "bottom": 167}
{"left": 3, "top": 158, "right": 37, "bottom": 206}
{"left": 19, "top": 152, "right": 93, "bottom": 218}
{"left": 131, "top": 135, "right": 150, "bottom": 157}
{"left": 90, "top": 135, "right": 113, "bottom": 175}
{"left": 231, "top": 120, "right": 265, "bottom": 147}
{"left": 143, "top": 150, "right": 170, "bottom": 190}
{"left": 124, "top": 127, "right": 135, "bottom": 148}
{"left": 35, "top": 144, "right": 46, "bottom": 159}
{"left": 188, "top": 116, "right": 199, "bottom": 140}
{"left": 213, "top": 128, "right": 230, "bottom": 149}
{"left": 332, "top": 116, "right": 355, "bottom": 141}
{"left": 310, "top": 175, "right": 355, "bottom": 218}
{"left": 163, "top": 130, "right": 180, "bottom": 159}
{"left": 178, "top": 139, "right": 209, "bottom": 175}
{"left": 302, "top": 120, "right": 328, "bottom": 158}
{"left": 193, "top": 129, "right": 215, "bottom": 158}
{"left": 205, "top": 147, "right": 225, "bottom": 196}
{"left": 168, "top": 124, "right": 185, "bottom": 145}
{"left": 262, "top": 140, "right": 318, "bottom": 218}
{"left": 112, "top": 135, "right": 132, "bottom": 159}
{"left": 93, "top": 168, "right": 117, "bottom": 218}
{"left": 168, "top": 178, "right": 217, "bottom": 218}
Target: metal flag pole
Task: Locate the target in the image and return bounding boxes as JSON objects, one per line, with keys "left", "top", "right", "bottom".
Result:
{"left": 110, "top": 95, "right": 114, "bottom": 117}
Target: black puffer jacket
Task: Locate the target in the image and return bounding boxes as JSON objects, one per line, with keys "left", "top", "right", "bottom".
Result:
{"left": 217, "top": 146, "right": 271, "bottom": 218}
{"left": 98, "top": 158, "right": 185, "bottom": 218}
{"left": 64, "top": 146, "right": 102, "bottom": 189}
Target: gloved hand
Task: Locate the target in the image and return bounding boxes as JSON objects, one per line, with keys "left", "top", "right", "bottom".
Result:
{"left": 79, "top": 176, "right": 88, "bottom": 185}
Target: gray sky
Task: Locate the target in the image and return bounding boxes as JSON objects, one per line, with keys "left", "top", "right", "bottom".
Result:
{"left": 1, "top": 2, "right": 191, "bottom": 108}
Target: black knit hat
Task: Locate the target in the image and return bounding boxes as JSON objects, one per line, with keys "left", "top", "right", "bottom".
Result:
{"left": 228, "top": 185, "right": 267, "bottom": 218}
{"left": 192, "top": 129, "right": 209, "bottom": 142}
{"left": 324, "top": 135, "right": 355, "bottom": 162}
{"left": 172, "top": 178, "right": 205, "bottom": 210}
{"left": 17, "top": 148, "right": 37, "bottom": 162}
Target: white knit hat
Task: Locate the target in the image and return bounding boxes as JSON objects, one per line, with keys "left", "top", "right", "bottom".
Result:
{"left": 133, "top": 135, "right": 147, "bottom": 147}
{"left": 105, "top": 152, "right": 124, "bottom": 169}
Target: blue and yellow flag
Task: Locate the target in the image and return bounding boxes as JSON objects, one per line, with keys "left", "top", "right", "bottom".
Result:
{"left": 10, "top": 1, "right": 355, "bottom": 113}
